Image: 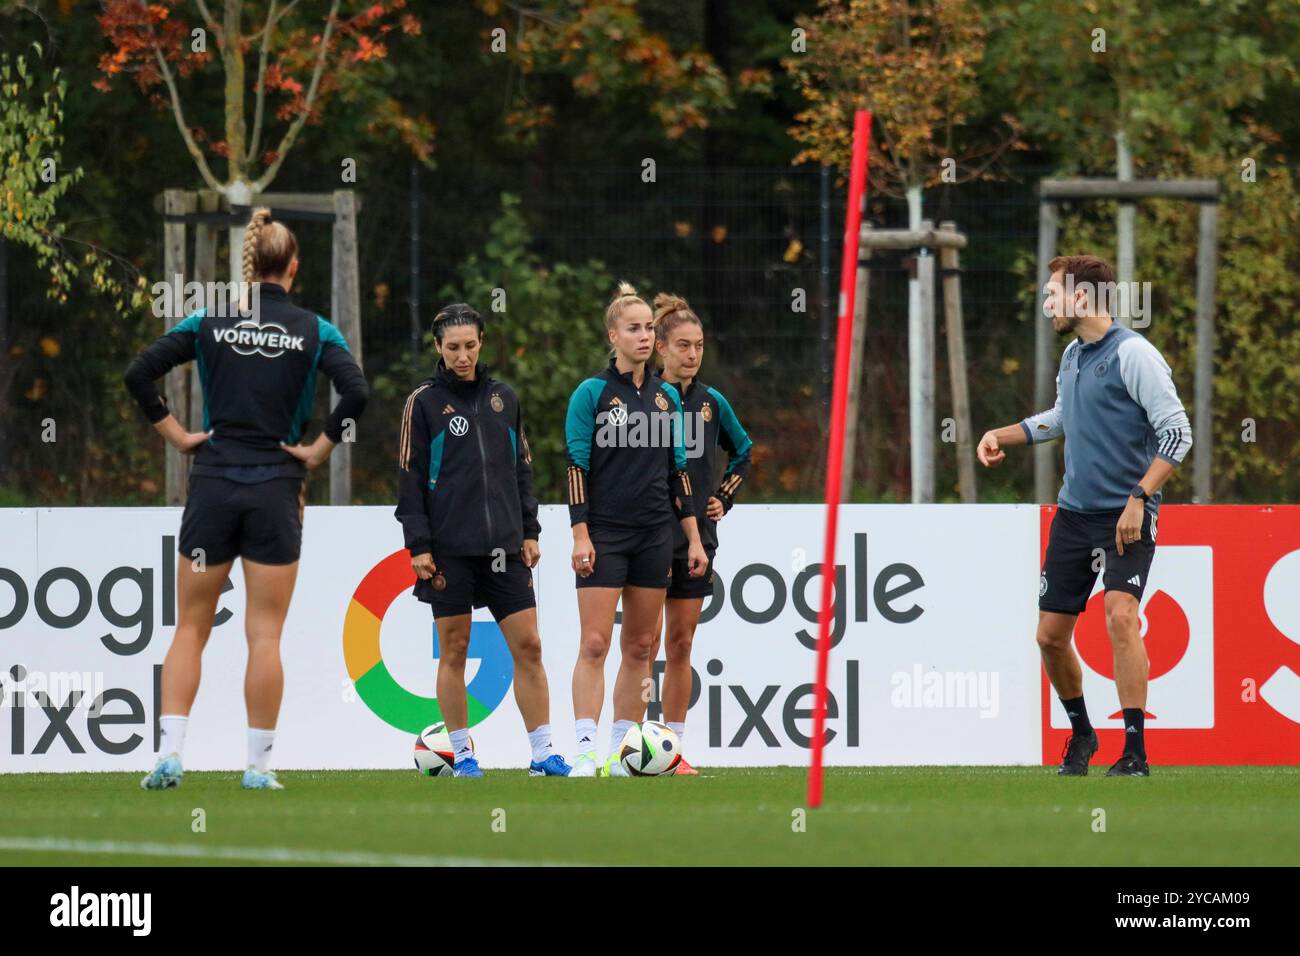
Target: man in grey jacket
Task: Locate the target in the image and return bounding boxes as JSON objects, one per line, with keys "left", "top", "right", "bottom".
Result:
{"left": 978, "top": 255, "right": 1192, "bottom": 778}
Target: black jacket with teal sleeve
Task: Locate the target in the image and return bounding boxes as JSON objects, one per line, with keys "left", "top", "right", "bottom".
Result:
{"left": 662, "top": 376, "right": 753, "bottom": 554}
{"left": 123, "top": 283, "right": 368, "bottom": 474}
{"left": 395, "top": 361, "right": 540, "bottom": 560}
{"left": 564, "top": 358, "right": 694, "bottom": 530}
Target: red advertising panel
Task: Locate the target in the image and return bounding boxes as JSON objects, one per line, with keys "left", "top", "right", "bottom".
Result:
{"left": 1041, "top": 505, "right": 1300, "bottom": 765}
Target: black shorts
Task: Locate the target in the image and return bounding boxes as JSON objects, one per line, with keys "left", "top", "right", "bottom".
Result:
{"left": 576, "top": 523, "right": 674, "bottom": 590}
{"left": 416, "top": 551, "right": 536, "bottom": 622}
{"left": 1039, "top": 506, "right": 1158, "bottom": 615}
{"left": 178, "top": 475, "right": 305, "bottom": 566}
{"left": 668, "top": 547, "right": 716, "bottom": 600}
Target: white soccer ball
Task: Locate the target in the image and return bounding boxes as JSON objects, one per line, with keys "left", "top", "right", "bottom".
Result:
{"left": 618, "top": 721, "right": 682, "bottom": 777}
{"left": 414, "top": 722, "right": 469, "bottom": 777}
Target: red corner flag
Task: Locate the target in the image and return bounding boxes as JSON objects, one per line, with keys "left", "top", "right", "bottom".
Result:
{"left": 807, "top": 109, "right": 872, "bottom": 809}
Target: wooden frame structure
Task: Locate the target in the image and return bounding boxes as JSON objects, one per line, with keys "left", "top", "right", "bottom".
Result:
{"left": 1036, "top": 178, "right": 1219, "bottom": 503}
{"left": 845, "top": 220, "right": 975, "bottom": 503}
{"left": 154, "top": 189, "right": 362, "bottom": 506}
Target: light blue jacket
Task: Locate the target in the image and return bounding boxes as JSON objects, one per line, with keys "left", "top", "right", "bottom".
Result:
{"left": 1021, "top": 323, "right": 1192, "bottom": 513}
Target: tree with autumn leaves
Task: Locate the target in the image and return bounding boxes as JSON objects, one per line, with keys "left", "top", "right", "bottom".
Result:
{"left": 94, "top": 0, "right": 434, "bottom": 276}
{"left": 785, "top": 0, "right": 1024, "bottom": 201}
{"left": 81, "top": 0, "right": 748, "bottom": 504}
{"left": 93, "top": 0, "right": 747, "bottom": 280}
{"left": 482, "top": 0, "right": 747, "bottom": 144}
{"left": 784, "top": 0, "right": 1024, "bottom": 455}
{"left": 7, "top": 0, "right": 1282, "bottom": 509}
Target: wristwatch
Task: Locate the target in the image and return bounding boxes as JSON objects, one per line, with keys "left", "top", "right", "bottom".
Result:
{"left": 1130, "top": 485, "right": 1150, "bottom": 502}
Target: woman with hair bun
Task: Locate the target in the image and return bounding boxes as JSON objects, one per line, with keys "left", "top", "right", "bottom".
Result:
{"left": 648, "top": 292, "right": 752, "bottom": 775}
{"left": 125, "top": 206, "right": 369, "bottom": 791}
{"left": 564, "top": 282, "right": 708, "bottom": 777}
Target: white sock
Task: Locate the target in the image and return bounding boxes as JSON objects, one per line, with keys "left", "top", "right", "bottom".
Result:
{"left": 247, "top": 728, "right": 275, "bottom": 772}
{"left": 667, "top": 722, "right": 686, "bottom": 748}
{"left": 449, "top": 728, "right": 473, "bottom": 764}
{"left": 610, "top": 719, "right": 634, "bottom": 757}
{"left": 528, "top": 724, "right": 555, "bottom": 763}
{"left": 575, "top": 718, "right": 597, "bottom": 755}
{"left": 159, "top": 714, "right": 188, "bottom": 758}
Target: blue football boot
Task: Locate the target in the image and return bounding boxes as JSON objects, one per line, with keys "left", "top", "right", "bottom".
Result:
{"left": 453, "top": 755, "right": 484, "bottom": 778}
{"left": 240, "top": 767, "right": 284, "bottom": 790}
{"left": 529, "top": 754, "right": 572, "bottom": 777}
{"left": 140, "top": 753, "right": 183, "bottom": 790}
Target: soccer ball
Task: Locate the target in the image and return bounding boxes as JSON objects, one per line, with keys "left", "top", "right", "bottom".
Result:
{"left": 618, "top": 721, "right": 682, "bottom": 777}
{"left": 414, "top": 722, "right": 469, "bottom": 777}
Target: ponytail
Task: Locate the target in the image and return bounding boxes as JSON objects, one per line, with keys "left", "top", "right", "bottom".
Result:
{"left": 239, "top": 206, "right": 298, "bottom": 311}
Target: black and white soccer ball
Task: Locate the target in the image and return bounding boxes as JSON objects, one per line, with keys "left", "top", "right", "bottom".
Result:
{"left": 618, "top": 721, "right": 682, "bottom": 777}
{"left": 414, "top": 722, "right": 470, "bottom": 777}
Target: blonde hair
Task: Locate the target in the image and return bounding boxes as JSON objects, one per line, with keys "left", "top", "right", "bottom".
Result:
{"left": 240, "top": 206, "right": 298, "bottom": 309}
{"left": 604, "top": 281, "right": 649, "bottom": 330}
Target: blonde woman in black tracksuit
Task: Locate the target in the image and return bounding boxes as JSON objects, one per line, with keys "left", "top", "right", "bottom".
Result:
{"left": 126, "top": 207, "right": 368, "bottom": 791}
{"left": 564, "top": 283, "right": 708, "bottom": 777}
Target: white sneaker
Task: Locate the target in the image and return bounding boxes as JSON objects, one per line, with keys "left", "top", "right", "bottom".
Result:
{"left": 569, "top": 751, "right": 599, "bottom": 777}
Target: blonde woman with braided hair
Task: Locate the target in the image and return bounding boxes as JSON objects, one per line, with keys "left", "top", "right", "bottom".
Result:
{"left": 564, "top": 282, "right": 708, "bottom": 777}
{"left": 125, "top": 206, "right": 369, "bottom": 791}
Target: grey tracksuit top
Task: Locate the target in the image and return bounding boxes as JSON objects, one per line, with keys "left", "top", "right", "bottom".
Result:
{"left": 1020, "top": 322, "right": 1192, "bottom": 514}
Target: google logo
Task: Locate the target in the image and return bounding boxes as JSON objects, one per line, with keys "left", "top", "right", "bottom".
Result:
{"left": 342, "top": 549, "right": 515, "bottom": 733}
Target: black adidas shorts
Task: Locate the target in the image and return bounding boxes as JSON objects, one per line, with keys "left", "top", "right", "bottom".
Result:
{"left": 178, "top": 475, "right": 305, "bottom": 566}
{"left": 1039, "top": 506, "right": 1158, "bottom": 615}
{"left": 417, "top": 551, "right": 536, "bottom": 622}
{"left": 668, "top": 547, "right": 716, "bottom": 600}
{"left": 576, "top": 522, "right": 674, "bottom": 590}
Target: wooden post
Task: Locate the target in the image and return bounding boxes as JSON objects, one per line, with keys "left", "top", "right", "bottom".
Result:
{"left": 939, "top": 222, "right": 976, "bottom": 503}
{"left": 1193, "top": 202, "right": 1218, "bottom": 503}
{"left": 330, "top": 190, "right": 362, "bottom": 506}
{"left": 914, "top": 220, "right": 936, "bottom": 503}
{"left": 1034, "top": 200, "right": 1059, "bottom": 504}
{"left": 162, "top": 190, "right": 194, "bottom": 506}
{"left": 840, "top": 223, "right": 872, "bottom": 501}
{"left": 190, "top": 191, "right": 220, "bottom": 434}
{"left": 1039, "top": 179, "right": 1219, "bottom": 201}
{"left": 227, "top": 180, "right": 252, "bottom": 282}
{"left": 1115, "top": 129, "right": 1135, "bottom": 328}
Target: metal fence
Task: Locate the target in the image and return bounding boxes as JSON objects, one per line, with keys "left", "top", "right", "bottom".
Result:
{"left": 0, "top": 164, "right": 1082, "bottom": 506}
{"left": 342, "top": 164, "right": 1056, "bottom": 504}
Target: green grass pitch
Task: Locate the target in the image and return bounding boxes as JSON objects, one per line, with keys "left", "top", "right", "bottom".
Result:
{"left": 2, "top": 767, "right": 1297, "bottom": 866}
